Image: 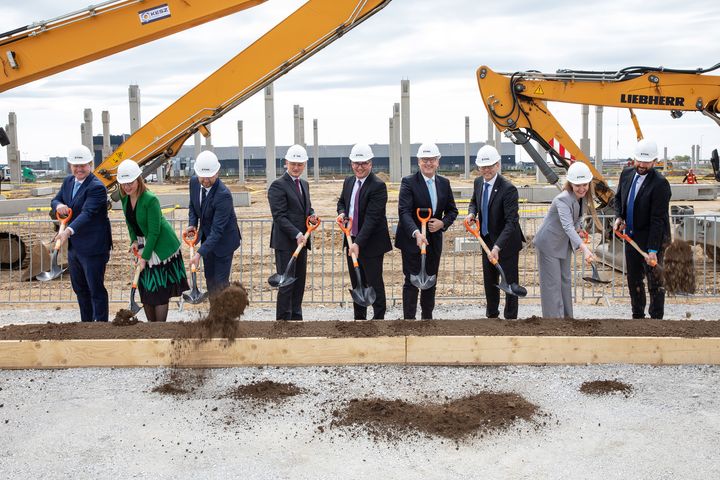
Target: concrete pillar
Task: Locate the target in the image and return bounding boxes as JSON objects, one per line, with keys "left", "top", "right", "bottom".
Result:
{"left": 129, "top": 85, "right": 141, "bottom": 133}
{"left": 494, "top": 128, "right": 501, "bottom": 155}
{"left": 82, "top": 108, "right": 93, "bottom": 152}
{"left": 389, "top": 117, "right": 395, "bottom": 180}
{"left": 400, "top": 80, "right": 411, "bottom": 177}
{"left": 663, "top": 146, "right": 668, "bottom": 162}
{"left": 313, "top": 119, "right": 319, "bottom": 183}
{"left": 264, "top": 84, "right": 276, "bottom": 186}
{"left": 595, "top": 106, "right": 604, "bottom": 173}
{"left": 293, "top": 105, "right": 300, "bottom": 145}
{"left": 691, "top": 145, "right": 696, "bottom": 168}
{"left": 6, "top": 113, "right": 21, "bottom": 183}
{"left": 299, "top": 107, "right": 307, "bottom": 180}
{"left": 237, "top": 120, "right": 245, "bottom": 184}
{"left": 392, "top": 103, "right": 401, "bottom": 181}
{"left": 487, "top": 115, "right": 495, "bottom": 147}
{"left": 464, "top": 116, "right": 470, "bottom": 179}
{"left": 193, "top": 132, "right": 201, "bottom": 159}
{"left": 203, "top": 124, "right": 213, "bottom": 152}
{"left": 101, "top": 110, "right": 112, "bottom": 159}
{"left": 580, "top": 105, "right": 591, "bottom": 157}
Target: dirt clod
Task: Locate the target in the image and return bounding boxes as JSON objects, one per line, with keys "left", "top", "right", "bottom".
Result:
{"left": 662, "top": 240, "right": 696, "bottom": 295}
{"left": 580, "top": 380, "right": 633, "bottom": 396}
{"left": 332, "top": 392, "right": 538, "bottom": 441}
{"left": 223, "top": 380, "right": 303, "bottom": 402}
{"left": 112, "top": 309, "right": 139, "bottom": 326}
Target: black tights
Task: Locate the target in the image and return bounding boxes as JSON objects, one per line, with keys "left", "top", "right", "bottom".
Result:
{"left": 144, "top": 303, "right": 169, "bottom": 322}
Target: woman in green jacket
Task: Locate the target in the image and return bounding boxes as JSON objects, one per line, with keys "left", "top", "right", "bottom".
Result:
{"left": 117, "top": 160, "right": 189, "bottom": 322}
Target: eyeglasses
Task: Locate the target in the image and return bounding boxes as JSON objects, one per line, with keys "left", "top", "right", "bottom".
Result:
{"left": 419, "top": 157, "right": 439, "bottom": 164}
{"left": 352, "top": 161, "right": 371, "bottom": 167}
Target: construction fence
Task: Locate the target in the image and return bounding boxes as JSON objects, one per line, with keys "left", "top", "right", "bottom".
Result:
{"left": 0, "top": 210, "right": 718, "bottom": 306}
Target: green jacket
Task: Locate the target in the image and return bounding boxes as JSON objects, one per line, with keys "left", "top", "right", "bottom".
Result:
{"left": 121, "top": 190, "right": 181, "bottom": 262}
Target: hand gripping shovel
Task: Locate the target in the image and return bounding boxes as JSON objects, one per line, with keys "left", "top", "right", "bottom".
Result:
{"left": 410, "top": 208, "right": 437, "bottom": 290}
{"left": 181, "top": 229, "right": 209, "bottom": 304}
{"left": 578, "top": 230, "right": 610, "bottom": 285}
{"left": 268, "top": 216, "right": 321, "bottom": 288}
{"left": 463, "top": 217, "right": 527, "bottom": 297}
{"left": 336, "top": 216, "right": 376, "bottom": 307}
{"left": 36, "top": 208, "right": 73, "bottom": 282}
{"left": 128, "top": 246, "right": 143, "bottom": 314}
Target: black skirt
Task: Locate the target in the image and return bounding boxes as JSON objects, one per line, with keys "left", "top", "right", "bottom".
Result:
{"left": 138, "top": 249, "right": 190, "bottom": 306}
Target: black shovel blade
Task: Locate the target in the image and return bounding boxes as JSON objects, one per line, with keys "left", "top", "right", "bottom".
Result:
{"left": 182, "top": 272, "right": 209, "bottom": 303}
{"left": 410, "top": 272, "right": 437, "bottom": 290}
{"left": 269, "top": 256, "right": 298, "bottom": 288}
{"left": 350, "top": 286, "right": 377, "bottom": 307}
{"left": 36, "top": 250, "right": 65, "bottom": 282}
{"left": 129, "top": 287, "right": 142, "bottom": 314}
{"left": 494, "top": 263, "right": 526, "bottom": 297}
{"left": 582, "top": 263, "right": 611, "bottom": 285}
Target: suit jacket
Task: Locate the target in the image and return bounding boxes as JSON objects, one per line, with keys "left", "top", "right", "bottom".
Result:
{"left": 268, "top": 172, "right": 315, "bottom": 251}
{"left": 533, "top": 189, "right": 584, "bottom": 259}
{"left": 51, "top": 173, "right": 112, "bottom": 256}
{"left": 467, "top": 174, "right": 524, "bottom": 258}
{"left": 188, "top": 177, "right": 241, "bottom": 257}
{"left": 614, "top": 167, "right": 671, "bottom": 251}
{"left": 121, "top": 190, "right": 180, "bottom": 262}
{"left": 394, "top": 171, "right": 458, "bottom": 254}
{"left": 336, "top": 172, "right": 392, "bottom": 258}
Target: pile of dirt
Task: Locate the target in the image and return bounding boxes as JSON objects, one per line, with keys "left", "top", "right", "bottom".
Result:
{"left": 334, "top": 320, "right": 379, "bottom": 337}
{"left": 662, "top": 240, "right": 696, "bottom": 295}
{"left": 152, "top": 369, "right": 208, "bottom": 396}
{"left": 331, "top": 392, "right": 538, "bottom": 441}
{"left": 223, "top": 380, "right": 303, "bottom": 402}
{"left": 112, "top": 309, "right": 139, "bottom": 326}
{"left": 580, "top": 380, "right": 633, "bottom": 397}
{"left": 190, "top": 281, "right": 249, "bottom": 342}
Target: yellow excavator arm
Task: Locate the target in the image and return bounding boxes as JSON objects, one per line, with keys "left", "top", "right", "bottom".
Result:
{"left": 476, "top": 63, "right": 720, "bottom": 207}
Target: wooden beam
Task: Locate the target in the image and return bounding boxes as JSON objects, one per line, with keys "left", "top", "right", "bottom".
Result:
{"left": 1, "top": 335, "right": 719, "bottom": 369}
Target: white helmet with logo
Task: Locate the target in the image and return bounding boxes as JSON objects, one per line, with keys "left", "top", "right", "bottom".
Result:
{"left": 634, "top": 138, "right": 659, "bottom": 162}
{"left": 285, "top": 144, "right": 308, "bottom": 163}
{"left": 349, "top": 143, "right": 374, "bottom": 162}
{"left": 67, "top": 145, "right": 94, "bottom": 165}
{"left": 116, "top": 160, "right": 142, "bottom": 184}
{"left": 416, "top": 142, "right": 442, "bottom": 159}
{"left": 194, "top": 150, "right": 221, "bottom": 177}
{"left": 475, "top": 145, "right": 501, "bottom": 167}
{"left": 566, "top": 162, "right": 593, "bottom": 185}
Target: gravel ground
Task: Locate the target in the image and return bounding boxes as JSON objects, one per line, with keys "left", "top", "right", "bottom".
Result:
{"left": 1, "top": 303, "right": 719, "bottom": 479}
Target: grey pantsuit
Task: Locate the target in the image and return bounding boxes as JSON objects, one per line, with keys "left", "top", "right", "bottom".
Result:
{"left": 533, "top": 190, "right": 584, "bottom": 318}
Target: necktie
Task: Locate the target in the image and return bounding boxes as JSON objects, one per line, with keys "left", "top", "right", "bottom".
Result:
{"left": 295, "top": 178, "right": 303, "bottom": 200}
{"left": 201, "top": 187, "right": 207, "bottom": 206}
{"left": 351, "top": 180, "right": 362, "bottom": 236}
{"left": 427, "top": 178, "right": 437, "bottom": 214}
{"left": 626, "top": 175, "right": 639, "bottom": 236}
{"left": 71, "top": 180, "right": 81, "bottom": 199}
{"left": 481, "top": 181, "right": 490, "bottom": 236}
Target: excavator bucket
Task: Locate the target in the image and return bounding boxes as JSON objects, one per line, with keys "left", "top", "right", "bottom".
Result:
{"left": 0, "top": 231, "right": 54, "bottom": 281}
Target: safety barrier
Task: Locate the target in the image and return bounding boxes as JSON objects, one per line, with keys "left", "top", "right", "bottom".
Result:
{"left": 0, "top": 211, "right": 718, "bottom": 305}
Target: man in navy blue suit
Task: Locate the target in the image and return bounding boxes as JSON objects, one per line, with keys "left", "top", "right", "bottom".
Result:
{"left": 187, "top": 150, "right": 241, "bottom": 294}
{"left": 50, "top": 145, "right": 112, "bottom": 322}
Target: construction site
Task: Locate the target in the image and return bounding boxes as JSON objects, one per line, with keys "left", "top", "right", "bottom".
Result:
{"left": 2, "top": 0, "right": 720, "bottom": 479}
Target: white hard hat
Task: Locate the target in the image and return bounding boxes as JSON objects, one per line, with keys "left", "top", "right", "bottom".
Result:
{"left": 566, "top": 162, "right": 593, "bottom": 185}
{"left": 194, "top": 150, "right": 221, "bottom": 177}
{"left": 634, "top": 138, "right": 658, "bottom": 162}
{"left": 349, "top": 143, "right": 374, "bottom": 162}
{"left": 67, "top": 145, "right": 94, "bottom": 165}
{"left": 475, "top": 145, "right": 501, "bottom": 167}
{"left": 416, "top": 142, "right": 441, "bottom": 159}
{"left": 285, "top": 144, "right": 308, "bottom": 163}
{"left": 116, "top": 160, "right": 142, "bottom": 184}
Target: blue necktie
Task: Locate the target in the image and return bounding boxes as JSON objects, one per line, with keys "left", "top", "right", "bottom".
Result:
{"left": 626, "top": 175, "right": 639, "bottom": 236}
{"left": 481, "top": 181, "right": 490, "bottom": 236}
{"left": 426, "top": 178, "right": 437, "bottom": 214}
{"left": 71, "top": 180, "right": 81, "bottom": 199}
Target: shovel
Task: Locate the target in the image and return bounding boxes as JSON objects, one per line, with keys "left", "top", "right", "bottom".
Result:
{"left": 36, "top": 208, "right": 73, "bottom": 282}
{"left": 336, "top": 216, "right": 377, "bottom": 307}
{"left": 181, "top": 229, "right": 209, "bottom": 304}
{"left": 614, "top": 230, "right": 658, "bottom": 268}
{"left": 578, "top": 230, "right": 611, "bottom": 285}
{"left": 268, "top": 216, "right": 321, "bottom": 288}
{"left": 410, "top": 208, "right": 437, "bottom": 290}
{"left": 463, "top": 217, "right": 527, "bottom": 297}
{"left": 128, "top": 245, "right": 143, "bottom": 314}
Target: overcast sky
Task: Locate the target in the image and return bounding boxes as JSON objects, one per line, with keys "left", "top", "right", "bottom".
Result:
{"left": 2, "top": 0, "right": 720, "bottom": 164}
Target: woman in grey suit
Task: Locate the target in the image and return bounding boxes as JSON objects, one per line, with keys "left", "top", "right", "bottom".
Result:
{"left": 534, "top": 162, "right": 595, "bottom": 318}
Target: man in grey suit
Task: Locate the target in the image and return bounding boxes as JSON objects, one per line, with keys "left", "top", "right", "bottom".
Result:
{"left": 268, "top": 145, "right": 317, "bottom": 321}
{"left": 533, "top": 162, "right": 594, "bottom": 318}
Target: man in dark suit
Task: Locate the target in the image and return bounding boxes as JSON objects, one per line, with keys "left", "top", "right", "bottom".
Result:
{"left": 50, "top": 145, "right": 112, "bottom": 322}
{"left": 268, "top": 145, "right": 317, "bottom": 321}
{"left": 187, "top": 150, "right": 241, "bottom": 294}
{"left": 613, "top": 138, "right": 671, "bottom": 319}
{"left": 336, "top": 143, "right": 393, "bottom": 320}
{"left": 466, "top": 145, "right": 524, "bottom": 319}
{"left": 395, "top": 142, "right": 458, "bottom": 320}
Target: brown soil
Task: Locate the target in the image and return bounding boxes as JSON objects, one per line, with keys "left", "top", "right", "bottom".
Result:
{"left": 331, "top": 392, "right": 539, "bottom": 441}
{"left": 663, "top": 240, "right": 696, "bottom": 295}
{"left": 222, "top": 380, "right": 303, "bottom": 402}
{"left": 112, "top": 309, "right": 139, "bottom": 326}
{"left": 4, "top": 317, "right": 720, "bottom": 341}
{"left": 152, "top": 369, "right": 208, "bottom": 396}
{"left": 580, "top": 380, "right": 633, "bottom": 397}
